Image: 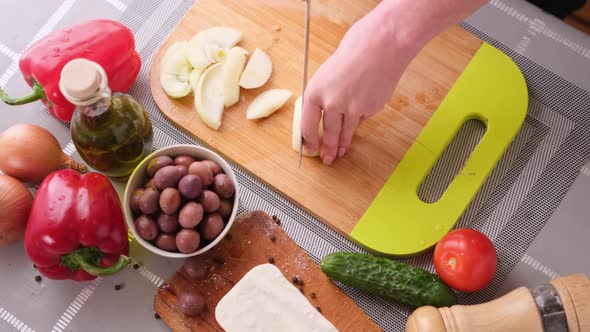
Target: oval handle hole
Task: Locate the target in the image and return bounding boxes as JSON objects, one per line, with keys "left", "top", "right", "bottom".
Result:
{"left": 418, "top": 119, "right": 487, "bottom": 204}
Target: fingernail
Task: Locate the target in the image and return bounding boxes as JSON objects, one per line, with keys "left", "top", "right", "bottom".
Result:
{"left": 304, "top": 145, "right": 316, "bottom": 154}
{"left": 323, "top": 155, "right": 334, "bottom": 165}
{"left": 338, "top": 147, "right": 346, "bottom": 158}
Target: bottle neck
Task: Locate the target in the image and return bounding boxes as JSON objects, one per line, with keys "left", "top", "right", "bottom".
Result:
{"left": 78, "top": 87, "right": 113, "bottom": 117}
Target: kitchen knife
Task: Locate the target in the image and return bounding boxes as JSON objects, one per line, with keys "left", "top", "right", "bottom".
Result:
{"left": 299, "top": 0, "right": 311, "bottom": 168}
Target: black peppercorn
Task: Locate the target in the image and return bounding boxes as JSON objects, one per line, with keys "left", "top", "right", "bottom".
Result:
{"left": 268, "top": 257, "right": 275, "bottom": 264}
{"left": 271, "top": 215, "right": 281, "bottom": 226}
{"left": 34, "top": 276, "right": 42, "bottom": 283}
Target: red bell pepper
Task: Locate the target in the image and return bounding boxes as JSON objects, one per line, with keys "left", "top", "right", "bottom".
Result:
{"left": 25, "top": 169, "right": 131, "bottom": 281}
{"left": 0, "top": 19, "right": 140, "bottom": 122}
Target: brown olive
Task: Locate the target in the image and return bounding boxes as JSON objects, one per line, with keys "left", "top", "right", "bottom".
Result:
{"left": 188, "top": 162, "right": 213, "bottom": 187}
{"left": 157, "top": 213, "right": 179, "bottom": 233}
{"left": 134, "top": 215, "right": 159, "bottom": 241}
{"left": 218, "top": 200, "right": 233, "bottom": 219}
{"left": 177, "top": 290, "right": 205, "bottom": 316}
{"left": 144, "top": 178, "right": 156, "bottom": 190}
{"left": 178, "top": 175, "right": 202, "bottom": 200}
{"left": 199, "top": 190, "right": 221, "bottom": 213}
{"left": 183, "top": 257, "right": 208, "bottom": 280}
{"left": 199, "top": 213, "right": 225, "bottom": 241}
{"left": 154, "top": 165, "right": 183, "bottom": 190}
{"left": 213, "top": 174, "right": 235, "bottom": 199}
{"left": 179, "top": 202, "right": 204, "bottom": 228}
{"left": 174, "top": 155, "right": 196, "bottom": 168}
{"left": 176, "top": 229, "right": 201, "bottom": 254}
{"left": 156, "top": 234, "right": 178, "bottom": 252}
{"left": 176, "top": 165, "right": 189, "bottom": 178}
{"left": 147, "top": 156, "right": 174, "bottom": 177}
{"left": 202, "top": 160, "right": 222, "bottom": 176}
{"left": 139, "top": 188, "right": 160, "bottom": 215}
{"left": 159, "top": 188, "right": 182, "bottom": 215}
{"left": 131, "top": 188, "right": 145, "bottom": 214}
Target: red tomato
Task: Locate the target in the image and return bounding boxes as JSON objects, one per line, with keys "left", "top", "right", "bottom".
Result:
{"left": 433, "top": 229, "right": 497, "bottom": 292}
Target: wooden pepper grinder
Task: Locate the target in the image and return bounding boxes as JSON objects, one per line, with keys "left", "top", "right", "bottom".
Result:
{"left": 406, "top": 274, "right": 590, "bottom": 332}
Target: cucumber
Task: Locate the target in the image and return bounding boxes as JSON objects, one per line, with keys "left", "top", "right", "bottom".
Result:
{"left": 321, "top": 252, "right": 457, "bottom": 308}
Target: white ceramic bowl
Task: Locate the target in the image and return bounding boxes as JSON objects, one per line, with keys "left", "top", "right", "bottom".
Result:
{"left": 123, "top": 144, "right": 239, "bottom": 258}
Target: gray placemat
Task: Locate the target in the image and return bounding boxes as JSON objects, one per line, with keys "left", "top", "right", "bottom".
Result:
{"left": 1, "top": 0, "right": 589, "bottom": 331}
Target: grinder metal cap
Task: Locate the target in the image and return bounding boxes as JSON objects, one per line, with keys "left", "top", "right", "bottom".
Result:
{"left": 59, "top": 58, "right": 108, "bottom": 106}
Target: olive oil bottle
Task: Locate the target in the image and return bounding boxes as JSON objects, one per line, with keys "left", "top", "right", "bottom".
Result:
{"left": 59, "top": 58, "right": 153, "bottom": 178}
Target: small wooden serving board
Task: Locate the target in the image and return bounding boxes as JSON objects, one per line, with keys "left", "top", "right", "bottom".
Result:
{"left": 149, "top": 0, "right": 485, "bottom": 238}
{"left": 154, "top": 211, "right": 381, "bottom": 331}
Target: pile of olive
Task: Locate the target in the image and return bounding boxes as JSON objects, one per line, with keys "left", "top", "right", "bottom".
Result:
{"left": 130, "top": 154, "right": 235, "bottom": 254}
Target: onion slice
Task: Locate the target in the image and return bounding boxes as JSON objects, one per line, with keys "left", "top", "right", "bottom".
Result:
{"left": 246, "top": 89, "right": 292, "bottom": 120}
{"left": 239, "top": 48, "right": 273, "bottom": 89}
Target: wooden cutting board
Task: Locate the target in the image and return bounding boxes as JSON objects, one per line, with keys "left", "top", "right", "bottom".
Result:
{"left": 149, "top": 0, "right": 484, "bottom": 237}
{"left": 154, "top": 211, "right": 382, "bottom": 331}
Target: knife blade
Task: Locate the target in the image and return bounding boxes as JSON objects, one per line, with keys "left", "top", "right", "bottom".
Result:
{"left": 299, "top": 0, "right": 311, "bottom": 169}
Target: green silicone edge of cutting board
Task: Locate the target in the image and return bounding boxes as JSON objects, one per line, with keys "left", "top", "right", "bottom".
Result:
{"left": 349, "top": 43, "right": 529, "bottom": 257}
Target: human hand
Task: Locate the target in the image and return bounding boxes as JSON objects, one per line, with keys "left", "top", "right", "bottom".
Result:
{"left": 300, "top": 0, "right": 488, "bottom": 166}
{"left": 300, "top": 12, "right": 414, "bottom": 165}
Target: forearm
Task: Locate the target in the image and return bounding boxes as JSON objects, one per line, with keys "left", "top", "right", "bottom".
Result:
{"left": 364, "top": 0, "right": 487, "bottom": 58}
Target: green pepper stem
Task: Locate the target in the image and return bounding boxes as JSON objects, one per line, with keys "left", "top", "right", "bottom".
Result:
{"left": 0, "top": 81, "right": 45, "bottom": 105}
{"left": 78, "top": 255, "right": 131, "bottom": 276}
{"left": 61, "top": 247, "right": 131, "bottom": 276}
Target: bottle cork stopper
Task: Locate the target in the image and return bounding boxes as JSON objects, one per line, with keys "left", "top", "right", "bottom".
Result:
{"left": 59, "top": 59, "right": 105, "bottom": 103}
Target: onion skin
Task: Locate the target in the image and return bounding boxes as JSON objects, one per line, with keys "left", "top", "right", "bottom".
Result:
{"left": 0, "top": 175, "right": 33, "bottom": 246}
{"left": 0, "top": 124, "right": 87, "bottom": 183}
